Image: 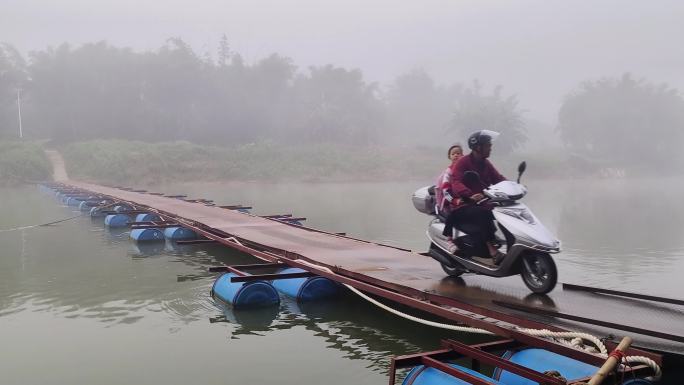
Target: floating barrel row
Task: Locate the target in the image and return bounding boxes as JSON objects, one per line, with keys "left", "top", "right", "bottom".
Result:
{"left": 42, "top": 185, "right": 339, "bottom": 308}
{"left": 211, "top": 268, "right": 340, "bottom": 308}
{"left": 41, "top": 185, "right": 201, "bottom": 243}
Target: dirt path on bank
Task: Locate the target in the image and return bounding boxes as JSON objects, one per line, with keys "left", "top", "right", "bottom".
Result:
{"left": 44, "top": 149, "right": 69, "bottom": 182}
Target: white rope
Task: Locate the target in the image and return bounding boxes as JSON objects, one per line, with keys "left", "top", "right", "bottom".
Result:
{"left": 294, "top": 258, "right": 662, "bottom": 380}
{"left": 226, "top": 237, "right": 244, "bottom": 246}
{"left": 516, "top": 328, "right": 607, "bottom": 354}
{"left": 625, "top": 355, "right": 662, "bottom": 381}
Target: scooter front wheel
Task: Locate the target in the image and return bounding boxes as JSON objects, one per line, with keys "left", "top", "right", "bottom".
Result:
{"left": 520, "top": 252, "right": 557, "bottom": 294}
{"left": 441, "top": 261, "right": 466, "bottom": 277}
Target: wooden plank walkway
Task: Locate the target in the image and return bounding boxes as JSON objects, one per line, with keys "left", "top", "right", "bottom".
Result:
{"left": 44, "top": 151, "right": 684, "bottom": 359}
{"left": 54, "top": 179, "right": 683, "bottom": 358}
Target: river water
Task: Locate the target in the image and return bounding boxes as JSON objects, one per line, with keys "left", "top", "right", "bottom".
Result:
{"left": 1, "top": 177, "right": 683, "bottom": 384}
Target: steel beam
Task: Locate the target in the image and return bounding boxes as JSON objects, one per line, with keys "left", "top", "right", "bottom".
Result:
{"left": 563, "top": 283, "right": 684, "bottom": 306}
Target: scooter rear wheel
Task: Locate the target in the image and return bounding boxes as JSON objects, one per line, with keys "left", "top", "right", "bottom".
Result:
{"left": 520, "top": 252, "right": 557, "bottom": 294}
{"left": 429, "top": 243, "right": 466, "bottom": 277}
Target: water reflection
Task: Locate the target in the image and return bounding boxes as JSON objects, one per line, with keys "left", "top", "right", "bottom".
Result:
{"left": 210, "top": 294, "right": 493, "bottom": 374}
{"left": 4, "top": 181, "right": 684, "bottom": 384}
{"left": 129, "top": 240, "right": 166, "bottom": 256}
{"left": 551, "top": 178, "right": 684, "bottom": 291}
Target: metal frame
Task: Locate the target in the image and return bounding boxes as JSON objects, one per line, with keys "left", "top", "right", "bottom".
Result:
{"left": 207, "top": 262, "right": 314, "bottom": 282}
{"left": 563, "top": 283, "right": 684, "bottom": 306}
{"left": 493, "top": 300, "right": 684, "bottom": 343}
{"left": 389, "top": 338, "right": 650, "bottom": 385}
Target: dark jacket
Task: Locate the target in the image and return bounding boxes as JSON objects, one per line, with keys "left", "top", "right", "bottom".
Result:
{"left": 447, "top": 153, "right": 506, "bottom": 210}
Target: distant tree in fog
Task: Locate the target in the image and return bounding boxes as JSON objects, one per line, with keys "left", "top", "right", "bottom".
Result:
{"left": 385, "top": 69, "right": 457, "bottom": 146}
{"left": 558, "top": 74, "right": 684, "bottom": 168}
{"left": 449, "top": 81, "right": 526, "bottom": 155}
{"left": 289, "top": 65, "right": 383, "bottom": 145}
{"left": 29, "top": 41, "right": 150, "bottom": 141}
{"left": 4, "top": 38, "right": 531, "bottom": 152}
{"left": 0, "top": 43, "right": 28, "bottom": 138}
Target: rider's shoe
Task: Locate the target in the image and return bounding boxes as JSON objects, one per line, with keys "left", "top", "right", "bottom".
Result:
{"left": 446, "top": 240, "right": 458, "bottom": 254}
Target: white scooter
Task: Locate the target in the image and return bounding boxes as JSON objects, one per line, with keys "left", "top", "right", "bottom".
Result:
{"left": 412, "top": 162, "right": 560, "bottom": 294}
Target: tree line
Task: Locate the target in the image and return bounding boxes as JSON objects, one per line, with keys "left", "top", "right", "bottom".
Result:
{"left": 0, "top": 38, "right": 524, "bottom": 151}
{"left": 1, "top": 38, "right": 684, "bottom": 171}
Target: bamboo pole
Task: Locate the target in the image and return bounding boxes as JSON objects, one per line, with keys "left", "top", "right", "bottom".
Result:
{"left": 586, "top": 336, "right": 632, "bottom": 385}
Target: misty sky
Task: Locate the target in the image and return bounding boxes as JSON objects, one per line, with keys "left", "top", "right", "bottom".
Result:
{"left": 3, "top": 0, "right": 683, "bottom": 122}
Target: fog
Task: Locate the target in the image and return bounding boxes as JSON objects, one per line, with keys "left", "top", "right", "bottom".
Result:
{"left": 5, "top": 0, "right": 684, "bottom": 122}
{"left": 2, "top": 0, "right": 684, "bottom": 178}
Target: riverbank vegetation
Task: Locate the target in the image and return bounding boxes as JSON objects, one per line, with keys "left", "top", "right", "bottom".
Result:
{"left": 62, "top": 140, "right": 447, "bottom": 185}
{"left": 2, "top": 40, "right": 683, "bottom": 180}
{"left": 61, "top": 140, "right": 581, "bottom": 185}
{"left": 0, "top": 141, "right": 51, "bottom": 185}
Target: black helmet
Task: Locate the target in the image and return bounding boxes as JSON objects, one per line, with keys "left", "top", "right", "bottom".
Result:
{"left": 467, "top": 130, "right": 500, "bottom": 149}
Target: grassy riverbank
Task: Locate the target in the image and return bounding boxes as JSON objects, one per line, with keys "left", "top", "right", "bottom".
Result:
{"left": 0, "top": 141, "right": 52, "bottom": 185}
{"left": 61, "top": 140, "right": 447, "bottom": 185}
{"left": 59, "top": 140, "right": 586, "bottom": 185}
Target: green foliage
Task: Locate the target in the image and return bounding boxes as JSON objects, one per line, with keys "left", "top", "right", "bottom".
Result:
{"left": 14, "top": 40, "right": 386, "bottom": 147}
{"left": 61, "top": 140, "right": 444, "bottom": 185}
{"left": 0, "top": 141, "right": 51, "bottom": 185}
{"left": 558, "top": 74, "right": 684, "bottom": 170}
{"left": 0, "top": 39, "right": 531, "bottom": 153}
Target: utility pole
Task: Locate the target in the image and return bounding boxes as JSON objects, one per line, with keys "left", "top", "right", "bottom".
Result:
{"left": 16, "top": 88, "right": 23, "bottom": 139}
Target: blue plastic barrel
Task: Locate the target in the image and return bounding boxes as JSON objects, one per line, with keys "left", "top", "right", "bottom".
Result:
{"left": 78, "top": 200, "right": 100, "bottom": 212}
{"left": 90, "top": 206, "right": 106, "bottom": 217}
{"left": 211, "top": 273, "right": 280, "bottom": 309}
{"left": 403, "top": 363, "right": 504, "bottom": 385}
{"left": 68, "top": 198, "right": 83, "bottom": 207}
{"left": 114, "top": 204, "right": 134, "bottom": 212}
{"left": 135, "top": 213, "right": 161, "bottom": 222}
{"left": 494, "top": 349, "right": 599, "bottom": 385}
{"left": 130, "top": 228, "right": 164, "bottom": 242}
{"left": 163, "top": 226, "right": 196, "bottom": 240}
{"left": 104, "top": 214, "right": 130, "bottom": 228}
{"left": 621, "top": 380, "right": 654, "bottom": 385}
{"left": 271, "top": 268, "right": 339, "bottom": 302}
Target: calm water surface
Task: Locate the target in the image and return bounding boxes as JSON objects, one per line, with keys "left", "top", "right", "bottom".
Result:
{"left": 1, "top": 177, "right": 683, "bottom": 384}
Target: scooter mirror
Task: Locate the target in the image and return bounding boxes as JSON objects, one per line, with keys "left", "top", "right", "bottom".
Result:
{"left": 517, "top": 161, "right": 527, "bottom": 183}
{"left": 518, "top": 161, "right": 527, "bottom": 174}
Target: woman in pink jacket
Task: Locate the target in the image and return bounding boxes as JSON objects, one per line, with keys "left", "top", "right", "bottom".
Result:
{"left": 435, "top": 143, "right": 463, "bottom": 242}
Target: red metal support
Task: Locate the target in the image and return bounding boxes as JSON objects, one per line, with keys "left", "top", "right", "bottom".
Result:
{"left": 230, "top": 271, "right": 315, "bottom": 283}
{"left": 493, "top": 300, "right": 684, "bottom": 343}
{"left": 563, "top": 283, "right": 684, "bottom": 306}
{"left": 420, "top": 356, "right": 498, "bottom": 385}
